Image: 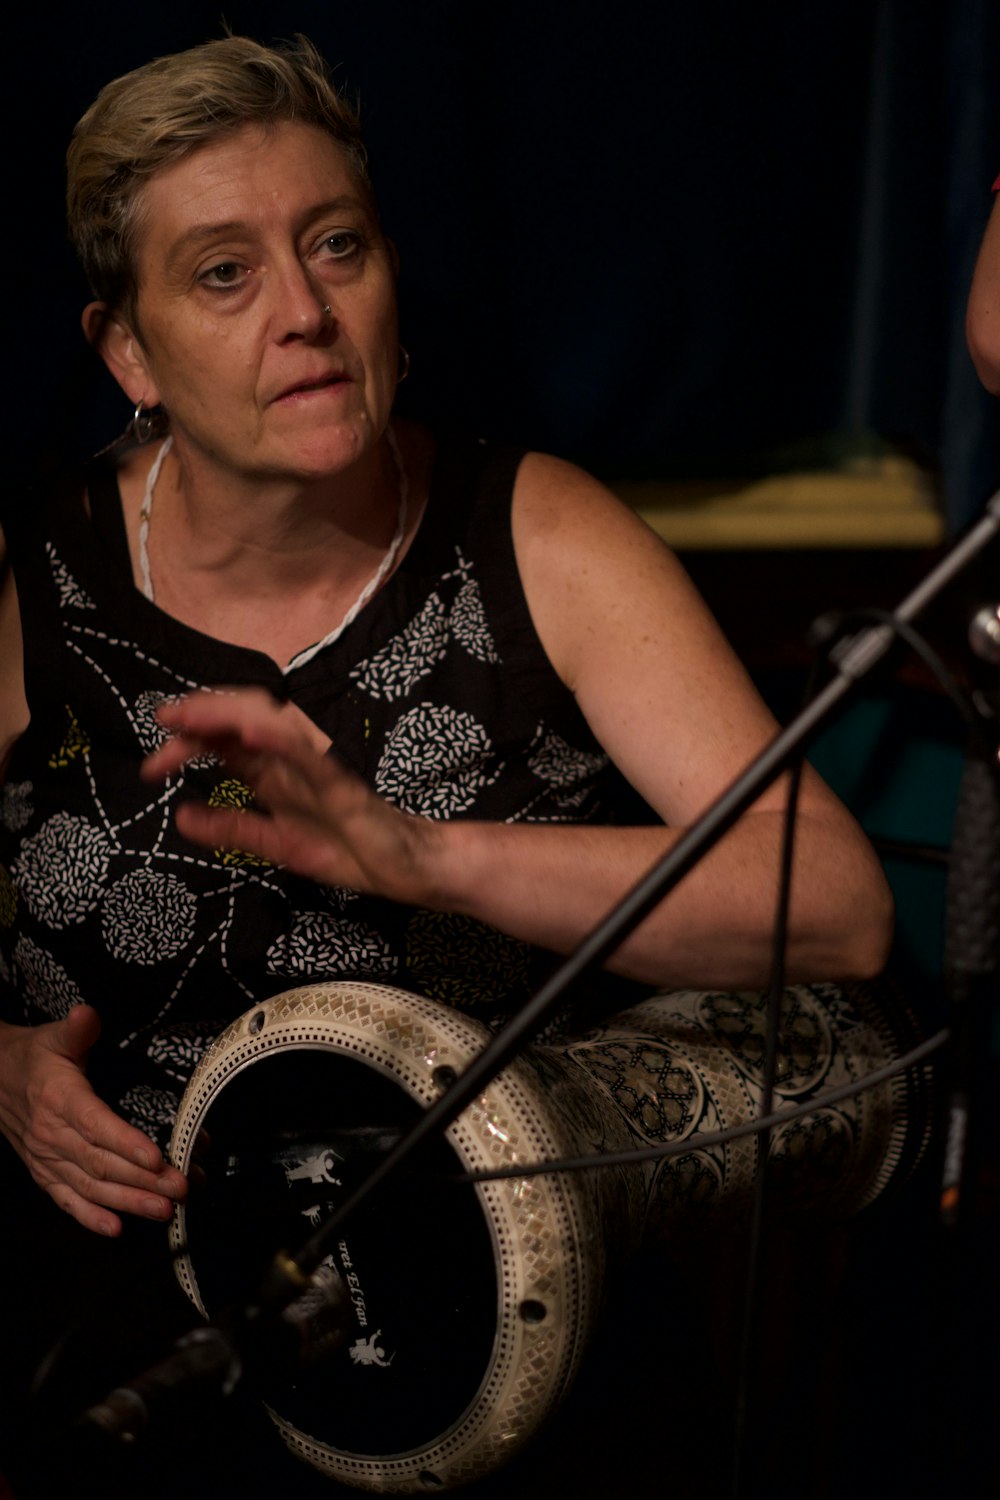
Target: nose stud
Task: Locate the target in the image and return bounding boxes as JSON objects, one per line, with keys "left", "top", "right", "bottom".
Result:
{"left": 321, "top": 304, "right": 331, "bottom": 316}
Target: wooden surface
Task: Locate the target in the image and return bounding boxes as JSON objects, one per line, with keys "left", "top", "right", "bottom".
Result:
{"left": 615, "top": 452, "right": 944, "bottom": 551}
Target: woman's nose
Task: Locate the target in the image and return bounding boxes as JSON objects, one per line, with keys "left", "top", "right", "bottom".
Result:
{"left": 271, "top": 261, "right": 331, "bottom": 340}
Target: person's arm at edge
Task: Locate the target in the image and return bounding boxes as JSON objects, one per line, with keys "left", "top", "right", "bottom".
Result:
{"left": 966, "top": 187, "right": 1000, "bottom": 394}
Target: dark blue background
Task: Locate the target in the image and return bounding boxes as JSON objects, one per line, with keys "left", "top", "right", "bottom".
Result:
{"left": 3, "top": 0, "right": 999, "bottom": 524}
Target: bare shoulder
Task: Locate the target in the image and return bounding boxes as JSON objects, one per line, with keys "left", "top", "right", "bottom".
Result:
{"left": 511, "top": 452, "right": 743, "bottom": 696}
{"left": 511, "top": 450, "right": 668, "bottom": 564}
{"left": 510, "top": 453, "right": 786, "bottom": 824}
{"left": 0, "top": 525, "right": 29, "bottom": 778}
{"left": 967, "top": 193, "right": 1000, "bottom": 395}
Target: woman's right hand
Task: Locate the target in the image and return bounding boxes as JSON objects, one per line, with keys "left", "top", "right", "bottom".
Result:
{"left": 0, "top": 1005, "right": 187, "bottom": 1236}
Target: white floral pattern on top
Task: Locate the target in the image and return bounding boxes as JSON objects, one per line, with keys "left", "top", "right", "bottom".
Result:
{"left": 46, "top": 543, "right": 96, "bottom": 611}
{"left": 132, "top": 691, "right": 176, "bottom": 755}
{"left": 14, "top": 935, "right": 84, "bottom": 1019}
{"left": 449, "top": 579, "right": 500, "bottom": 663}
{"left": 266, "top": 911, "right": 398, "bottom": 977}
{"left": 13, "top": 813, "right": 113, "bottom": 928}
{"left": 146, "top": 1022, "right": 222, "bottom": 1084}
{"left": 527, "top": 729, "right": 609, "bottom": 809}
{"left": 349, "top": 593, "right": 449, "bottom": 701}
{"left": 119, "top": 1083, "right": 181, "bottom": 1135}
{"left": 375, "top": 703, "right": 502, "bottom": 817}
{"left": 101, "top": 868, "right": 199, "bottom": 964}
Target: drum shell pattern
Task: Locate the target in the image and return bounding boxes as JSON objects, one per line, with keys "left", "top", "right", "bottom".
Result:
{"left": 558, "top": 980, "right": 930, "bottom": 1239}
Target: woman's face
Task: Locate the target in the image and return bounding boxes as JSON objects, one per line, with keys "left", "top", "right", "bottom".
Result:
{"left": 111, "top": 121, "right": 399, "bottom": 486}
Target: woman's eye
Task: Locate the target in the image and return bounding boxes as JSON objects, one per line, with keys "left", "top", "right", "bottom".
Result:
{"left": 198, "top": 262, "right": 248, "bottom": 290}
{"left": 319, "top": 231, "right": 361, "bottom": 260}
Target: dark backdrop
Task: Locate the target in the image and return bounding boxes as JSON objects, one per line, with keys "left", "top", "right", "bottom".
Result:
{"left": 2, "top": 0, "right": 999, "bottom": 525}
{"left": 1, "top": 6, "right": 998, "bottom": 1495}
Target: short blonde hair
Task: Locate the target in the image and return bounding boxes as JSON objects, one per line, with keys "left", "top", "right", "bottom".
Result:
{"left": 67, "top": 35, "right": 370, "bottom": 321}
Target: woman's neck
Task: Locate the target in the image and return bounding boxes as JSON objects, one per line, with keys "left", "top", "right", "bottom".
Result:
{"left": 116, "top": 422, "right": 431, "bottom": 664}
{"left": 167, "top": 431, "right": 399, "bottom": 569}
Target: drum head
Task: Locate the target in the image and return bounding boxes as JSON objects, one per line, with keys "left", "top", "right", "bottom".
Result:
{"left": 169, "top": 983, "right": 603, "bottom": 1492}
{"left": 183, "top": 1046, "right": 499, "bottom": 1456}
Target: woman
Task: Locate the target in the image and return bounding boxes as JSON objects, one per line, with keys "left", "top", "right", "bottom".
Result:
{"left": 0, "top": 31, "right": 891, "bottom": 1492}
{"left": 0, "top": 30, "right": 892, "bottom": 1237}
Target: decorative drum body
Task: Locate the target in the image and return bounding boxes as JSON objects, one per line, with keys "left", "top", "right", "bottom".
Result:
{"left": 168, "top": 979, "right": 929, "bottom": 1492}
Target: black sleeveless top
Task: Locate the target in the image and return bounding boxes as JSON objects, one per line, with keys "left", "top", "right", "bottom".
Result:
{"left": 0, "top": 437, "right": 641, "bottom": 1142}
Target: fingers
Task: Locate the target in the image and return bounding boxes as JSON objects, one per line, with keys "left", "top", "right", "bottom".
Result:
{"left": 27, "top": 1095, "right": 187, "bottom": 1201}
{"left": 44, "top": 1169, "right": 177, "bottom": 1239}
{"left": 141, "top": 725, "right": 236, "bottom": 782}
{"left": 45, "top": 1008, "right": 161, "bottom": 1166}
{"left": 31, "top": 1120, "right": 187, "bottom": 1235}
{"left": 45, "top": 1180, "right": 125, "bottom": 1239}
{"left": 40, "top": 1003, "right": 181, "bottom": 1175}
{"left": 173, "top": 800, "right": 283, "bottom": 860}
{"left": 138, "top": 686, "right": 431, "bottom": 901}
{"left": 141, "top": 687, "right": 357, "bottom": 880}
{"left": 141, "top": 689, "right": 331, "bottom": 784}
{"left": 69, "top": 1090, "right": 185, "bottom": 1191}
{"left": 173, "top": 798, "right": 347, "bottom": 886}
{"left": 53, "top": 1001, "right": 103, "bottom": 1062}
{"left": 42, "top": 1158, "right": 184, "bottom": 1238}
{"left": 12, "top": 1014, "right": 188, "bottom": 1234}
{"left": 158, "top": 688, "right": 331, "bottom": 750}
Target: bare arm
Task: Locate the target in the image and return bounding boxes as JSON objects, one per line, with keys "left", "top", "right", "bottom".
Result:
{"left": 501, "top": 454, "right": 891, "bottom": 984}
{"left": 0, "top": 535, "right": 29, "bottom": 781}
{"left": 967, "top": 192, "right": 1000, "bottom": 394}
{"left": 0, "top": 530, "right": 186, "bottom": 1234}
{"left": 145, "top": 458, "right": 892, "bottom": 989}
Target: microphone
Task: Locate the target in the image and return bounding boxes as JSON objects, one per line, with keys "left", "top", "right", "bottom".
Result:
{"left": 79, "top": 1245, "right": 352, "bottom": 1448}
{"left": 78, "top": 1129, "right": 389, "bottom": 1450}
{"left": 968, "top": 602, "right": 1000, "bottom": 664}
{"left": 81, "top": 1325, "right": 239, "bottom": 1446}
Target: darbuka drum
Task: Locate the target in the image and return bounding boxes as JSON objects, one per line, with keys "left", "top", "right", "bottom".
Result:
{"left": 168, "top": 979, "right": 929, "bottom": 1492}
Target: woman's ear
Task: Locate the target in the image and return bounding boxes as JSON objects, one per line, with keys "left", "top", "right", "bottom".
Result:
{"left": 81, "top": 301, "right": 160, "bottom": 408}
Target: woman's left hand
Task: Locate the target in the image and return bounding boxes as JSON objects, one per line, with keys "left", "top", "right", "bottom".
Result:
{"left": 142, "top": 690, "right": 444, "bottom": 904}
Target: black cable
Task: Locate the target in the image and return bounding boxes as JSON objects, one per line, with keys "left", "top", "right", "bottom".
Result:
{"left": 874, "top": 838, "right": 950, "bottom": 867}
{"left": 732, "top": 717, "right": 810, "bottom": 1498}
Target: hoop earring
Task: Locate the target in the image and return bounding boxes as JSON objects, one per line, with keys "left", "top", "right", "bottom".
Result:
{"left": 131, "top": 400, "right": 156, "bottom": 445}
{"left": 397, "top": 345, "right": 410, "bottom": 384}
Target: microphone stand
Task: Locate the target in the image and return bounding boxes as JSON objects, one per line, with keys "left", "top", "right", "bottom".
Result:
{"left": 82, "top": 490, "right": 1000, "bottom": 1448}
{"left": 930, "top": 657, "right": 1000, "bottom": 1488}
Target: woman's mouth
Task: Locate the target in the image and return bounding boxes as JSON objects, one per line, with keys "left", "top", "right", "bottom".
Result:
{"left": 274, "top": 373, "right": 350, "bottom": 403}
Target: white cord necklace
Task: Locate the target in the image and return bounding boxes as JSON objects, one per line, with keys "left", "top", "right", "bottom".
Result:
{"left": 137, "top": 434, "right": 172, "bottom": 602}
{"left": 136, "top": 430, "right": 409, "bottom": 675}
